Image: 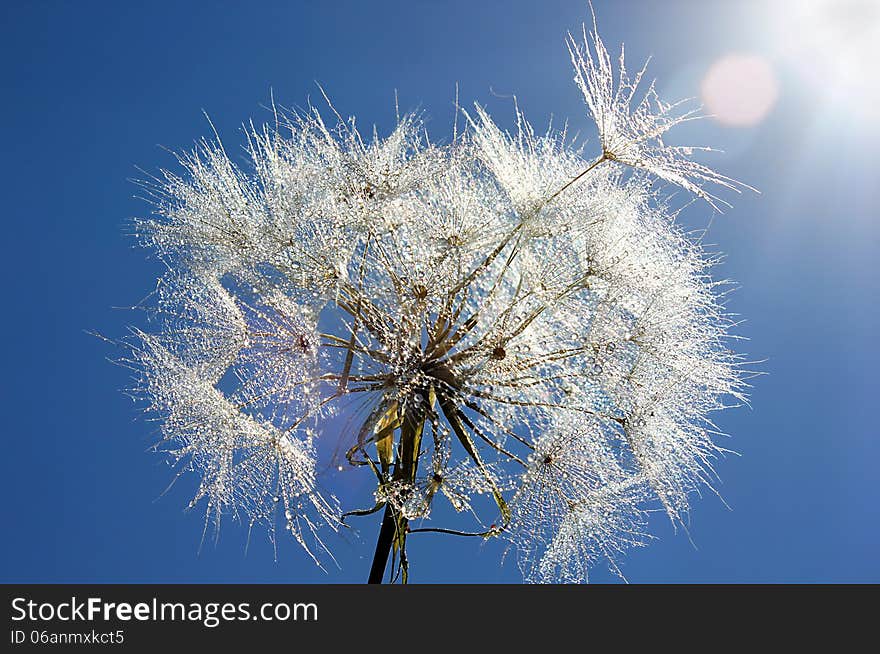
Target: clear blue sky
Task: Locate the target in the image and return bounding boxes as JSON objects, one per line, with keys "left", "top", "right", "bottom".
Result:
{"left": 1, "top": 0, "right": 877, "bottom": 583}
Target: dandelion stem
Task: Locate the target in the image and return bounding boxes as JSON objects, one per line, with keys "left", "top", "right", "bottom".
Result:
{"left": 368, "top": 505, "right": 398, "bottom": 584}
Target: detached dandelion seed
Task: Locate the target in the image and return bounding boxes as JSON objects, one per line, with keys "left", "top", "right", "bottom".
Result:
{"left": 120, "top": 10, "right": 752, "bottom": 583}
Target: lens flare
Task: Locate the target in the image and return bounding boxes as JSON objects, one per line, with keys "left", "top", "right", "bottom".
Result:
{"left": 701, "top": 54, "right": 778, "bottom": 127}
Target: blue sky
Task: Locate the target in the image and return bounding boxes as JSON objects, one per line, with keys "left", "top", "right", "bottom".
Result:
{"left": 1, "top": 0, "right": 877, "bottom": 583}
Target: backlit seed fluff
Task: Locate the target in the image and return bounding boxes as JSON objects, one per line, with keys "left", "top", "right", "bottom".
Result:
{"left": 124, "top": 16, "right": 751, "bottom": 582}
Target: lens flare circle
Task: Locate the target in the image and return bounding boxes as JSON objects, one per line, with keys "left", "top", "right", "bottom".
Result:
{"left": 701, "top": 54, "right": 778, "bottom": 127}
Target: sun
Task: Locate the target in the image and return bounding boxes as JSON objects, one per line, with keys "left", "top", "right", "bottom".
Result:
{"left": 771, "top": 0, "right": 880, "bottom": 117}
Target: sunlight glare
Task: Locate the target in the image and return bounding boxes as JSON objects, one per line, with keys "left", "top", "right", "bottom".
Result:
{"left": 770, "top": 0, "right": 880, "bottom": 119}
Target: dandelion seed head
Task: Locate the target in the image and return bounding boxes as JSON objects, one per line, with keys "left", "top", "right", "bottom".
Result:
{"left": 124, "top": 12, "right": 750, "bottom": 581}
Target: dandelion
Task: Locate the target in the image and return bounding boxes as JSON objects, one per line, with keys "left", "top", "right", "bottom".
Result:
{"left": 122, "top": 11, "right": 750, "bottom": 583}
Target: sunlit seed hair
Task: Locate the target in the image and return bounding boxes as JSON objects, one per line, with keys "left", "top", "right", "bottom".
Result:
{"left": 566, "top": 11, "right": 754, "bottom": 210}
{"left": 123, "top": 11, "right": 752, "bottom": 582}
